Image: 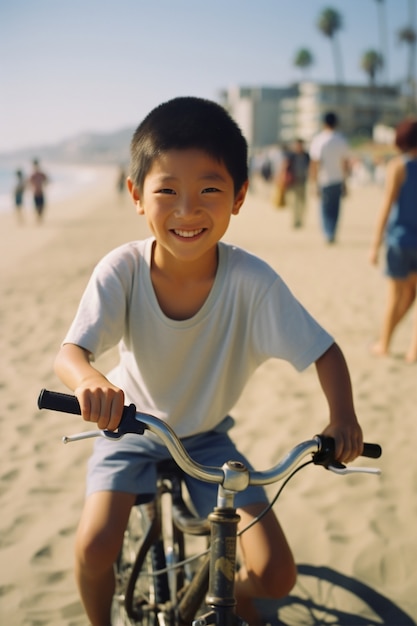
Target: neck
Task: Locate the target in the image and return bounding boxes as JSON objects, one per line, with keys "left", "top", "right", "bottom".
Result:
{"left": 152, "top": 242, "right": 218, "bottom": 283}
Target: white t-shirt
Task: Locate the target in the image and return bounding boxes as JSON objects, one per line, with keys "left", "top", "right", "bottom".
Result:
{"left": 64, "top": 238, "right": 333, "bottom": 437}
{"left": 309, "top": 129, "right": 349, "bottom": 186}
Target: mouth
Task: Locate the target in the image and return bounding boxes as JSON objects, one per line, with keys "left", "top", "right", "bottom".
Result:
{"left": 172, "top": 228, "right": 205, "bottom": 239}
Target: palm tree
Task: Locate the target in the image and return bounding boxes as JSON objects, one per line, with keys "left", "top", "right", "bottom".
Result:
{"left": 360, "top": 49, "right": 384, "bottom": 125}
{"left": 360, "top": 50, "right": 384, "bottom": 86}
{"left": 398, "top": 24, "right": 417, "bottom": 112}
{"left": 374, "top": 0, "right": 389, "bottom": 83}
{"left": 293, "top": 48, "right": 314, "bottom": 79}
{"left": 317, "top": 7, "right": 344, "bottom": 85}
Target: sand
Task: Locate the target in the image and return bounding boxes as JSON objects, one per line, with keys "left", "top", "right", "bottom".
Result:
{"left": 0, "top": 170, "right": 416, "bottom": 625}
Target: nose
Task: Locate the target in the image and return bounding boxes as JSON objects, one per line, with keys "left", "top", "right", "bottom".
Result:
{"left": 174, "top": 194, "right": 199, "bottom": 218}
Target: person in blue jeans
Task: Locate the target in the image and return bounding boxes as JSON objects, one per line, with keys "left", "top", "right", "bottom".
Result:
{"left": 369, "top": 117, "right": 417, "bottom": 362}
{"left": 309, "top": 112, "right": 350, "bottom": 243}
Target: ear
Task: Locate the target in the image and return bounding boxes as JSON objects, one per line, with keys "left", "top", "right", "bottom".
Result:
{"left": 232, "top": 180, "right": 249, "bottom": 215}
{"left": 127, "top": 177, "right": 144, "bottom": 214}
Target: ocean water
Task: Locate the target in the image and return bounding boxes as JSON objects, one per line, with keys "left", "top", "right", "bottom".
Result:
{"left": 0, "top": 162, "right": 108, "bottom": 214}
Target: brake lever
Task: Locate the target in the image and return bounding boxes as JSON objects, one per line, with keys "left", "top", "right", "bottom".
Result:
{"left": 327, "top": 462, "right": 381, "bottom": 476}
{"left": 62, "top": 404, "right": 147, "bottom": 444}
{"left": 63, "top": 429, "right": 124, "bottom": 443}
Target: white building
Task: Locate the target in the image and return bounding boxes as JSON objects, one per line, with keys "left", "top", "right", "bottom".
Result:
{"left": 221, "top": 81, "right": 406, "bottom": 149}
{"left": 219, "top": 85, "right": 297, "bottom": 148}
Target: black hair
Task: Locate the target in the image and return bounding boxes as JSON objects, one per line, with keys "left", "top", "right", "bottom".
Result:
{"left": 323, "top": 112, "right": 338, "bottom": 128}
{"left": 130, "top": 97, "right": 248, "bottom": 194}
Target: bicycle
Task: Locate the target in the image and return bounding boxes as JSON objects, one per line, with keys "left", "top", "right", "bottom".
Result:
{"left": 38, "top": 389, "right": 382, "bottom": 626}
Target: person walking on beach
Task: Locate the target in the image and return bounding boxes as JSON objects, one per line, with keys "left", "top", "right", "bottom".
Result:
{"left": 369, "top": 118, "right": 417, "bottom": 363}
{"left": 28, "top": 158, "right": 49, "bottom": 223}
{"left": 13, "top": 169, "right": 26, "bottom": 224}
{"left": 284, "top": 139, "right": 310, "bottom": 228}
{"left": 54, "top": 96, "right": 364, "bottom": 626}
{"left": 309, "top": 112, "right": 350, "bottom": 243}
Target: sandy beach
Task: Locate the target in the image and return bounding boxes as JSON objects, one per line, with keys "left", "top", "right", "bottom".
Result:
{"left": 1, "top": 170, "right": 416, "bottom": 625}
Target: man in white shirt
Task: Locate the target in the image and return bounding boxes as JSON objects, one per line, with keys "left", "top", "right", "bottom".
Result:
{"left": 309, "top": 112, "right": 350, "bottom": 243}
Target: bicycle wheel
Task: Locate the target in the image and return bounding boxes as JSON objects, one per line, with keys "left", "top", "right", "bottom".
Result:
{"left": 260, "top": 564, "right": 416, "bottom": 626}
{"left": 112, "top": 466, "right": 211, "bottom": 626}
{"left": 158, "top": 466, "right": 211, "bottom": 625}
{"left": 112, "top": 501, "right": 170, "bottom": 626}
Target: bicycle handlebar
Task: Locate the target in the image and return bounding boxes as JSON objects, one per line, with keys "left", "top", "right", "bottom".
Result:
{"left": 38, "top": 389, "right": 382, "bottom": 490}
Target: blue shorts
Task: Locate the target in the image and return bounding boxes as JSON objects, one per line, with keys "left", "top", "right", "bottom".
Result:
{"left": 34, "top": 194, "right": 45, "bottom": 213}
{"left": 86, "top": 418, "right": 268, "bottom": 518}
{"left": 386, "top": 246, "right": 417, "bottom": 279}
{"left": 15, "top": 192, "right": 23, "bottom": 207}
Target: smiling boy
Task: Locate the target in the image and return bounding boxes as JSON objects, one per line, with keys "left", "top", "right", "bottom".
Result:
{"left": 54, "top": 97, "right": 363, "bottom": 625}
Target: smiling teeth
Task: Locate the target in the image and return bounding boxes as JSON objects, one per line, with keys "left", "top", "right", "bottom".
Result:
{"left": 174, "top": 229, "right": 203, "bottom": 238}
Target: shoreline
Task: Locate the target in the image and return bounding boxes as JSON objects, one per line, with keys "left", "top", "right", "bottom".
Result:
{"left": 0, "top": 164, "right": 125, "bottom": 276}
{"left": 0, "top": 162, "right": 117, "bottom": 216}
{"left": 1, "top": 178, "right": 416, "bottom": 623}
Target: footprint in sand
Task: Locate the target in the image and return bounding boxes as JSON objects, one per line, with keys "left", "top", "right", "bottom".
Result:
{"left": 0, "top": 467, "right": 20, "bottom": 496}
{"left": 31, "top": 544, "right": 52, "bottom": 562}
{"left": 59, "top": 525, "right": 77, "bottom": 537}
{"left": 0, "top": 513, "right": 33, "bottom": 548}
{"left": 0, "top": 583, "right": 15, "bottom": 597}
{"left": 35, "top": 569, "right": 67, "bottom": 585}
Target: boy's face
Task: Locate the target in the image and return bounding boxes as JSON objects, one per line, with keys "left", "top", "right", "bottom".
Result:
{"left": 128, "top": 149, "right": 248, "bottom": 268}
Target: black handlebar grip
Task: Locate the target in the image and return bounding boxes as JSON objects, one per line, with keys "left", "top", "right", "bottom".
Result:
{"left": 362, "top": 443, "right": 382, "bottom": 459}
{"left": 38, "top": 389, "right": 81, "bottom": 414}
{"left": 314, "top": 435, "right": 382, "bottom": 467}
{"left": 37, "top": 389, "right": 140, "bottom": 433}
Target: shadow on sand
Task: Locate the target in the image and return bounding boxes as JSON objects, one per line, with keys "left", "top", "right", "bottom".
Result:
{"left": 259, "top": 564, "right": 416, "bottom": 626}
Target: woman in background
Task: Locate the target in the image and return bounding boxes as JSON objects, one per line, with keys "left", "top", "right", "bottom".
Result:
{"left": 369, "top": 118, "right": 417, "bottom": 363}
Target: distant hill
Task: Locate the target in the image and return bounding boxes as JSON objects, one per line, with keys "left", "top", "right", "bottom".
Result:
{"left": 0, "top": 127, "right": 135, "bottom": 165}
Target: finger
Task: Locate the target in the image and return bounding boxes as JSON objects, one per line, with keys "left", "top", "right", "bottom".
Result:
{"left": 76, "top": 389, "right": 93, "bottom": 422}
{"left": 341, "top": 435, "right": 362, "bottom": 464}
{"left": 90, "top": 391, "right": 106, "bottom": 425}
{"left": 335, "top": 439, "right": 348, "bottom": 463}
{"left": 335, "top": 434, "right": 353, "bottom": 463}
{"left": 107, "top": 392, "right": 125, "bottom": 431}
{"left": 95, "top": 389, "right": 124, "bottom": 430}
{"left": 95, "top": 390, "right": 115, "bottom": 429}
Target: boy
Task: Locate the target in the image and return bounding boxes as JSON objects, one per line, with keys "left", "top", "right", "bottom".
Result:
{"left": 55, "top": 97, "right": 363, "bottom": 625}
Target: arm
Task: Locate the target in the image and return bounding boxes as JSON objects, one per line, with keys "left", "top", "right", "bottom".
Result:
{"left": 275, "top": 156, "right": 290, "bottom": 188}
{"left": 309, "top": 159, "right": 320, "bottom": 195}
{"left": 315, "top": 343, "right": 363, "bottom": 463}
{"left": 54, "top": 343, "right": 125, "bottom": 431}
{"left": 308, "top": 159, "right": 319, "bottom": 185}
{"left": 369, "top": 156, "right": 405, "bottom": 265}
{"left": 341, "top": 156, "right": 350, "bottom": 196}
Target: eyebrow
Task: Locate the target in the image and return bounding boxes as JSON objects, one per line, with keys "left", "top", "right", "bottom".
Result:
{"left": 153, "top": 172, "right": 228, "bottom": 184}
{"left": 199, "top": 172, "right": 228, "bottom": 183}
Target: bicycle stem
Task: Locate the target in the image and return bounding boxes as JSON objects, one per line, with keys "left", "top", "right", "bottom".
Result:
{"left": 193, "top": 506, "right": 248, "bottom": 626}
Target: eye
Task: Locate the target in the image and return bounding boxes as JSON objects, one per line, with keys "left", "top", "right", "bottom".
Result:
{"left": 157, "top": 188, "right": 176, "bottom": 195}
{"left": 202, "top": 187, "right": 220, "bottom": 193}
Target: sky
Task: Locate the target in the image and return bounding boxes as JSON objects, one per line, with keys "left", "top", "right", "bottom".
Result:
{"left": 1, "top": 0, "right": 415, "bottom": 153}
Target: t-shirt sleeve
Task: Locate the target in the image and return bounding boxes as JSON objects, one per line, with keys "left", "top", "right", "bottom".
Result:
{"left": 63, "top": 249, "right": 131, "bottom": 359}
{"left": 252, "top": 275, "right": 334, "bottom": 371}
{"left": 309, "top": 136, "right": 321, "bottom": 161}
